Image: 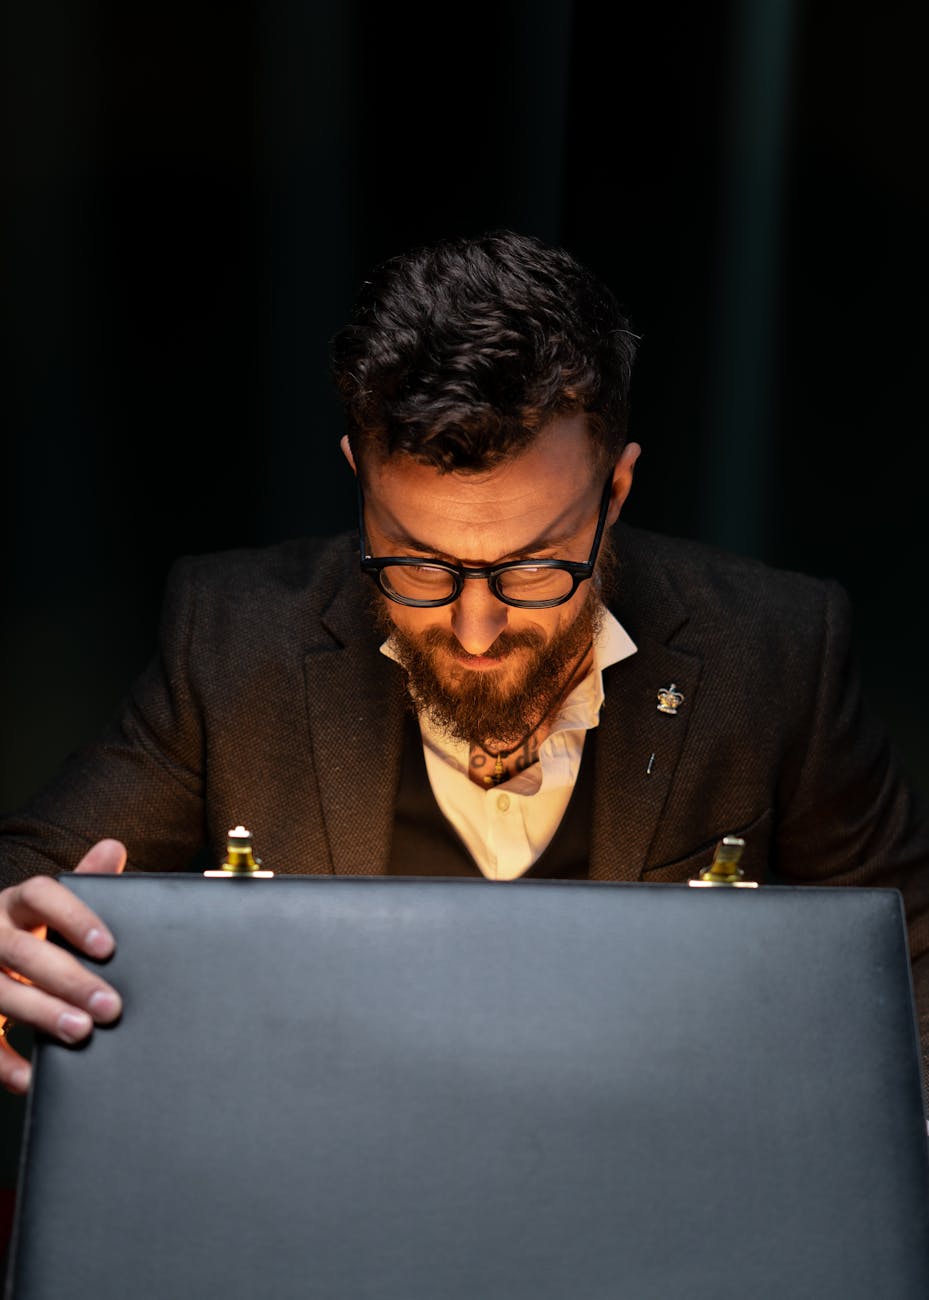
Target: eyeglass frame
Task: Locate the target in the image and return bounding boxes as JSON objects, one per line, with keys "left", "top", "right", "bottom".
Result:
{"left": 356, "top": 471, "right": 615, "bottom": 609}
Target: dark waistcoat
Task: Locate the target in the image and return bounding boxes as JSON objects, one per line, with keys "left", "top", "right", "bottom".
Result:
{"left": 387, "top": 713, "right": 595, "bottom": 879}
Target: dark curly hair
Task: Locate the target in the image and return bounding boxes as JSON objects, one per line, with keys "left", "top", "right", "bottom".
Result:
{"left": 330, "top": 231, "right": 637, "bottom": 475}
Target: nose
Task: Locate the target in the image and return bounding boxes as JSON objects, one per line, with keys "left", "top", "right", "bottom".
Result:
{"left": 449, "top": 578, "right": 509, "bottom": 655}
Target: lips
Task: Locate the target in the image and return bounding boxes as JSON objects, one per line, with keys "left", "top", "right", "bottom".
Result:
{"left": 450, "top": 651, "right": 508, "bottom": 672}
{"left": 445, "top": 640, "right": 533, "bottom": 671}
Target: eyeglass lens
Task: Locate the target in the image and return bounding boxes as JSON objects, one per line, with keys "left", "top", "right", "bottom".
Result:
{"left": 380, "top": 563, "right": 576, "bottom": 604}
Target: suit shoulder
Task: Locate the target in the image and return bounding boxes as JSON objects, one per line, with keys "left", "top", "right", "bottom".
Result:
{"left": 165, "top": 533, "right": 356, "bottom": 611}
{"left": 614, "top": 524, "right": 848, "bottom": 642}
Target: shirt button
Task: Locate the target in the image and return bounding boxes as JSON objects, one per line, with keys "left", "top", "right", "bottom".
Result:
{"left": 496, "top": 793, "right": 511, "bottom": 812}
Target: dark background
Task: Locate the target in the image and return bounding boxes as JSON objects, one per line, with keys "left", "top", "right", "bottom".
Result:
{"left": 1, "top": 0, "right": 928, "bottom": 1244}
{"left": 3, "top": 0, "right": 927, "bottom": 811}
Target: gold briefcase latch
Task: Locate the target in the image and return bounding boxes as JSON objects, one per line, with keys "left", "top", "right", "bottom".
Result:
{"left": 688, "top": 835, "right": 758, "bottom": 888}
{"left": 204, "top": 825, "right": 275, "bottom": 878}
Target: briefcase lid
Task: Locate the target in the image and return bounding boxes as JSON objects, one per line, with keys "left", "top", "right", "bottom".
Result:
{"left": 9, "top": 876, "right": 929, "bottom": 1299}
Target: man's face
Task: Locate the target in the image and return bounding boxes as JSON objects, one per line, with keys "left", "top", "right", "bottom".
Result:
{"left": 350, "top": 414, "right": 639, "bottom": 744}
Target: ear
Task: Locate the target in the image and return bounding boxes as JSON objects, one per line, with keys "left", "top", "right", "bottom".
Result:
{"left": 340, "top": 434, "right": 357, "bottom": 474}
{"left": 606, "top": 442, "right": 641, "bottom": 526}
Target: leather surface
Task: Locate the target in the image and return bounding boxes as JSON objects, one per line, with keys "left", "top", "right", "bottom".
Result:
{"left": 9, "top": 876, "right": 929, "bottom": 1299}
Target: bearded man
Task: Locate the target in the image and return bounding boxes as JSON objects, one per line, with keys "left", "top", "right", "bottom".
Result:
{"left": 1, "top": 231, "right": 928, "bottom": 1095}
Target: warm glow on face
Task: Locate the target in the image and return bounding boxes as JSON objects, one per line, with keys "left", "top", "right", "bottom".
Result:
{"left": 352, "top": 414, "right": 639, "bottom": 742}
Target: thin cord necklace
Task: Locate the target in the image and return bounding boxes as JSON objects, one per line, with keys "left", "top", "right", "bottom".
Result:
{"left": 475, "top": 641, "right": 595, "bottom": 787}
{"left": 478, "top": 713, "right": 551, "bottom": 787}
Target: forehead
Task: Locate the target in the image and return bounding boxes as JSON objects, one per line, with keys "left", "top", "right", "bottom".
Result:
{"left": 363, "top": 414, "right": 601, "bottom": 562}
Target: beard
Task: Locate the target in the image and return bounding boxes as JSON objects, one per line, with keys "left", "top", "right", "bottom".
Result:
{"left": 374, "top": 537, "right": 616, "bottom": 747}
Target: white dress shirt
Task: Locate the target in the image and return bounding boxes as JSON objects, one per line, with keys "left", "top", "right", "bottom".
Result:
{"left": 381, "top": 610, "right": 637, "bottom": 879}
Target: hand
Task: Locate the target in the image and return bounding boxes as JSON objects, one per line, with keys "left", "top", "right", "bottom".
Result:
{"left": 0, "top": 839, "right": 126, "bottom": 1094}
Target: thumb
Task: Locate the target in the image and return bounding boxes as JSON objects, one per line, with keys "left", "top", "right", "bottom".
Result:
{"left": 73, "top": 838, "right": 127, "bottom": 875}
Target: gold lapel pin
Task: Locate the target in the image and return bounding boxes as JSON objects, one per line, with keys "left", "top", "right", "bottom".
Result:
{"left": 656, "top": 683, "right": 684, "bottom": 715}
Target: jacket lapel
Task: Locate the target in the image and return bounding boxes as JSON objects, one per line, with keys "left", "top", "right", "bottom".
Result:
{"left": 303, "top": 571, "right": 406, "bottom": 875}
{"left": 589, "top": 639, "right": 703, "bottom": 880}
{"left": 589, "top": 526, "right": 704, "bottom": 881}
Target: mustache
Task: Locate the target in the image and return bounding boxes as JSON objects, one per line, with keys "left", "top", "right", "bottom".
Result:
{"left": 416, "top": 625, "right": 547, "bottom": 660}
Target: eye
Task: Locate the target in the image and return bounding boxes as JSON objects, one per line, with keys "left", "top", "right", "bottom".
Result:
{"left": 381, "top": 563, "right": 457, "bottom": 600}
{"left": 497, "top": 566, "right": 575, "bottom": 600}
{"left": 404, "top": 565, "right": 449, "bottom": 586}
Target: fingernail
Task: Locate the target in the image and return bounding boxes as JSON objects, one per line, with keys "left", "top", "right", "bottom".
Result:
{"left": 87, "top": 989, "right": 121, "bottom": 1021}
{"left": 57, "top": 1010, "right": 93, "bottom": 1043}
{"left": 10, "top": 1065, "right": 30, "bottom": 1092}
{"left": 84, "top": 928, "right": 114, "bottom": 959}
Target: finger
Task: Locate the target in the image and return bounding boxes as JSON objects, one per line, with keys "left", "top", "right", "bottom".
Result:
{"left": 0, "top": 971, "right": 101, "bottom": 1043}
{"left": 3, "top": 874, "right": 117, "bottom": 961}
{"left": 73, "top": 838, "right": 127, "bottom": 876}
{"left": 0, "top": 1036, "right": 31, "bottom": 1095}
{"left": 0, "top": 928, "right": 121, "bottom": 1024}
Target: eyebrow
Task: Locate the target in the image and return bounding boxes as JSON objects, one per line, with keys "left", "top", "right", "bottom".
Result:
{"left": 378, "top": 519, "right": 581, "bottom": 566}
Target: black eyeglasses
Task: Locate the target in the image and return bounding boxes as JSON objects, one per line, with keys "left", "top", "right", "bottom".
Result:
{"left": 357, "top": 474, "right": 613, "bottom": 609}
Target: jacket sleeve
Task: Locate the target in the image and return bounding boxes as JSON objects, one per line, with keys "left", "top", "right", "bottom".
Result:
{"left": 0, "top": 559, "right": 209, "bottom": 887}
{"left": 776, "top": 580, "right": 929, "bottom": 1079}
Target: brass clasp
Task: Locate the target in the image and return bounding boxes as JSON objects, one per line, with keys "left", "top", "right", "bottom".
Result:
{"left": 688, "top": 835, "right": 758, "bottom": 888}
{"left": 203, "top": 825, "right": 275, "bottom": 878}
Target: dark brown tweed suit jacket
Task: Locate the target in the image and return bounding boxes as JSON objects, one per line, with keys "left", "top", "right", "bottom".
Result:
{"left": 3, "top": 523, "right": 929, "bottom": 1057}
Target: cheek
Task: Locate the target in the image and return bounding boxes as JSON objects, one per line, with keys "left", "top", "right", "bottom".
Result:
{"left": 505, "top": 609, "right": 562, "bottom": 644}
{"left": 383, "top": 603, "right": 452, "bottom": 641}
{"left": 383, "top": 599, "right": 573, "bottom": 647}
{"left": 541, "top": 592, "right": 586, "bottom": 639}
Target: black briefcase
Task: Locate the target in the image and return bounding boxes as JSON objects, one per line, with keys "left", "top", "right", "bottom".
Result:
{"left": 7, "top": 876, "right": 929, "bottom": 1298}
